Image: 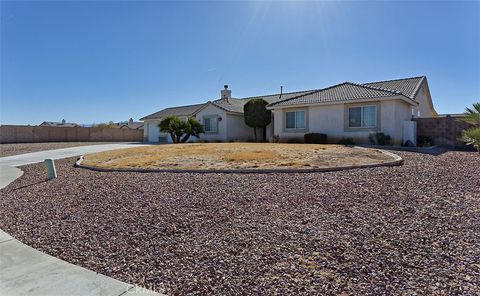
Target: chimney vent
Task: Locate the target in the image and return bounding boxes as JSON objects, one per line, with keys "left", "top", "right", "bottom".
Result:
{"left": 61, "top": 119, "right": 66, "bottom": 124}
{"left": 221, "top": 85, "right": 232, "bottom": 102}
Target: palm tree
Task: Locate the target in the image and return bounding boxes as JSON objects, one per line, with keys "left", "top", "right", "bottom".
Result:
{"left": 462, "top": 127, "right": 480, "bottom": 154}
{"left": 158, "top": 116, "right": 204, "bottom": 143}
{"left": 462, "top": 102, "right": 480, "bottom": 126}
{"left": 460, "top": 102, "right": 480, "bottom": 154}
{"left": 181, "top": 117, "right": 204, "bottom": 143}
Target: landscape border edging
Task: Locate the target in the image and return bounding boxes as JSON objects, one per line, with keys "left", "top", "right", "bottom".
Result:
{"left": 74, "top": 146, "right": 403, "bottom": 174}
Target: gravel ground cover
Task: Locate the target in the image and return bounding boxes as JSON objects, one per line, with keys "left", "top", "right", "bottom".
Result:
{"left": 0, "top": 142, "right": 114, "bottom": 157}
{"left": 0, "top": 151, "right": 479, "bottom": 295}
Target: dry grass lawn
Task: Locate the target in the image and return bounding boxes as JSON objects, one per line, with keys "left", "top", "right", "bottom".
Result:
{"left": 81, "top": 143, "right": 395, "bottom": 171}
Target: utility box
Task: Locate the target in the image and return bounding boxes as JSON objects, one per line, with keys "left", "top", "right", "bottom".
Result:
{"left": 403, "top": 121, "right": 417, "bottom": 146}
{"left": 44, "top": 159, "right": 57, "bottom": 180}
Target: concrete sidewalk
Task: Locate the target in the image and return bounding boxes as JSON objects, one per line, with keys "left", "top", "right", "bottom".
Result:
{"left": 0, "top": 143, "right": 163, "bottom": 296}
{"left": 0, "top": 230, "right": 163, "bottom": 296}
{"left": 0, "top": 165, "right": 23, "bottom": 189}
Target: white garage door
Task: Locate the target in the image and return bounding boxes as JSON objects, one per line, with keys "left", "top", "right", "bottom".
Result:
{"left": 147, "top": 123, "right": 160, "bottom": 143}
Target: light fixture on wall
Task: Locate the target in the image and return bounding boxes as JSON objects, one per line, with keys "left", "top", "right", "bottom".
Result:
{"left": 218, "top": 116, "right": 222, "bottom": 122}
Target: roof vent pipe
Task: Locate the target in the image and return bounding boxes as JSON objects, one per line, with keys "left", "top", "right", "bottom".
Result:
{"left": 280, "top": 86, "right": 283, "bottom": 99}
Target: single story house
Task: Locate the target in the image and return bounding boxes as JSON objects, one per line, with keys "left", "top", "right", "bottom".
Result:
{"left": 39, "top": 119, "right": 79, "bottom": 127}
{"left": 116, "top": 118, "right": 144, "bottom": 130}
{"left": 141, "top": 76, "right": 437, "bottom": 145}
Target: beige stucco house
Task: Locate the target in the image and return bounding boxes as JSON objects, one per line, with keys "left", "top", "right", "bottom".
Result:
{"left": 141, "top": 76, "right": 437, "bottom": 145}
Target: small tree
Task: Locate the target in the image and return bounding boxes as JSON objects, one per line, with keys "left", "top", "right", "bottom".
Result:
{"left": 95, "top": 121, "right": 116, "bottom": 128}
{"left": 243, "top": 98, "right": 272, "bottom": 142}
{"left": 158, "top": 116, "right": 204, "bottom": 143}
{"left": 181, "top": 117, "right": 204, "bottom": 143}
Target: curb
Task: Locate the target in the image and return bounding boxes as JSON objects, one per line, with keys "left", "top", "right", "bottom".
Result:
{"left": 75, "top": 147, "right": 403, "bottom": 174}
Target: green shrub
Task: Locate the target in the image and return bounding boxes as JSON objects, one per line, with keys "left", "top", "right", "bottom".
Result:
{"left": 368, "top": 132, "right": 391, "bottom": 145}
{"left": 417, "top": 135, "right": 434, "bottom": 147}
{"left": 337, "top": 138, "right": 355, "bottom": 145}
{"left": 196, "top": 139, "right": 209, "bottom": 143}
{"left": 304, "top": 133, "right": 327, "bottom": 144}
{"left": 461, "top": 127, "right": 480, "bottom": 153}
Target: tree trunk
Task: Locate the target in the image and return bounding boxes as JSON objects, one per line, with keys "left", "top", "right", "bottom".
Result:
{"left": 253, "top": 127, "right": 257, "bottom": 142}
{"left": 181, "top": 134, "right": 191, "bottom": 143}
{"left": 262, "top": 127, "right": 267, "bottom": 142}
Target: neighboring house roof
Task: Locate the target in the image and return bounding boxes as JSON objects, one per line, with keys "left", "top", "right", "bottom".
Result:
{"left": 362, "top": 76, "right": 425, "bottom": 99}
{"left": 119, "top": 122, "right": 144, "bottom": 129}
{"left": 267, "top": 76, "right": 425, "bottom": 108}
{"left": 140, "top": 103, "right": 205, "bottom": 120}
{"left": 39, "top": 121, "right": 79, "bottom": 127}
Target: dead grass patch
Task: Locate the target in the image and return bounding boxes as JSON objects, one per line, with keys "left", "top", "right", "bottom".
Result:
{"left": 82, "top": 143, "right": 395, "bottom": 170}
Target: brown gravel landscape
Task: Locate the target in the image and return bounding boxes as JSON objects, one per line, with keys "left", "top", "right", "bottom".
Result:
{"left": 0, "top": 142, "right": 114, "bottom": 157}
{"left": 0, "top": 150, "right": 479, "bottom": 295}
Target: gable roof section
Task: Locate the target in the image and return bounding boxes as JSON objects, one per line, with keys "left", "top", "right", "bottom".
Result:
{"left": 239, "top": 89, "right": 318, "bottom": 104}
{"left": 140, "top": 103, "right": 205, "bottom": 120}
{"left": 210, "top": 98, "right": 246, "bottom": 113}
{"left": 141, "top": 90, "right": 318, "bottom": 120}
{"left": 267, "top": 76, "right": 425, "bottom": 108}
{"left": 267, "top": 82, "right": 405, "bottom": 107}
{"left": 141, "top": 76, "right": 426, "bottom": 119}
{"left": 362, "top": 76, "right": 425, "bottom": 99}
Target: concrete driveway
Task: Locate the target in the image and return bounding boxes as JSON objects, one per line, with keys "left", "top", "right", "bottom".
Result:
{"left": 0, "top": 143, "right": 150, "bottom": 167}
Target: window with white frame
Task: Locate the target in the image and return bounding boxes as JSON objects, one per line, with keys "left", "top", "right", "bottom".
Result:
{"left": 348, "top": 105, "right": 377, "bottom": 128}
{"left": 203, "top": 115, "right": 218, "bottom": 133}
{"left": 285, "top": 110, "right": 306, "bottom": 129}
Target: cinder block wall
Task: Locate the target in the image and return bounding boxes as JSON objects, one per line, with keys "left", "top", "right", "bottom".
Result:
{"left": 0, "top": 125, "right": 143, "bottom": 143}
{"left": 413, "top": 116, "right": 472, "bottom": 148}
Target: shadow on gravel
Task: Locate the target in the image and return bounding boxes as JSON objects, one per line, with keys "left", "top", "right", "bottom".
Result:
{"left": 359, "top": 145, "right": 469, "bottom": 156}
{"left": 12, "top": 179, "right": 48, "bottom": 191}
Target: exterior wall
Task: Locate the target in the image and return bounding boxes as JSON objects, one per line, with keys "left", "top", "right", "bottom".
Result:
{"left": 272, "top": 99, "right": 413, "bottom": 145}
{"left": 143, "top": 111, "right": 255, "bottom": 143}
{"left": 193, "top": 104, "right": 228, "bottom": 142}
{"left": 383, "top": 100, "right": 413, "bottom": 144}
{"left": 0, "top": 125, "right": 143, "bottom": 143}
{"left": 413, "top": 116, "right": 472, "bottom": 148}
{"left": 412, "top": 81, "right": 437, "bottom": 118}
{"left": 226, "top": 114, "right": 253, "bottom": 141}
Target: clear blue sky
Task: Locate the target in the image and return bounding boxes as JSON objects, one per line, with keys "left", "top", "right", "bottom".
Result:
{"left": 1, "top": 1, "right": 478, "bottom": 125}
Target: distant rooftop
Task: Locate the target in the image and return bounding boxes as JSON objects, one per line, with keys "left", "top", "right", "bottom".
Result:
{"left": 39, "top": 120, "right": 79, "bottom": 127}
